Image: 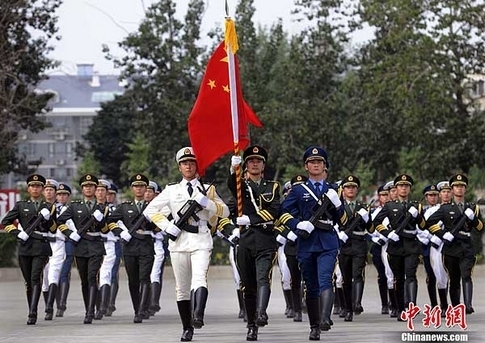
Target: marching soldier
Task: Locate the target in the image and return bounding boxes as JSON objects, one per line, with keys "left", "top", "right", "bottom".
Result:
{"left": 1, "top": 174, "right": 56, "bottom": 325}
{"left": 107, "top": 174, "right": 155, "bottom": 323}
{"left": 144, "top": 147, "right": 229, "bottom": 342}
{"left": 228, "top": 145, "right": 281, "bottom": 341}
{"left": 426, "top": 174, "right": 483, "bottom": 314}
{"left": 55, "top": 183, "right": 73, "bottom": 317}
{"left": 279, "top": 146, "right": 344, "bottom": 341}
{"left": 56, "top": 174, "right": 108, "bottom": 324}
{"left": 94, "top": 179, "right": 115, "bottom": 320}
{"left": 105, "top": 182, "right": 122, "bottom": 317}
{"left": 372, "top": 174, "right": 426, "bottom": 320}
{"left": 41, "top": 179, "right": 66, "bottom": 321}
{"left": 146, "top": 180, "right": 168, "bottom": 316}
{"left": 336, "top": 175, "right": 372, "bottom": 322}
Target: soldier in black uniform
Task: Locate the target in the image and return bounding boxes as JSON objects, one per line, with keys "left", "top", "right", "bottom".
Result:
{"left": 336, "top": 175, "right": 372, "bottom": 322}
{"left": 228, "top": 145, "right": 281, "bottom": 341}
{"left": 426, "top": 174, "right": 483, "bottom": 314}
{"left": 372, "top": 174, "right": 426, "bottom": 320}
{"left": 2, "top": 174, "right": 57, "bottom": 325}
{"left": 107, "top": 174, "right": 156, "bottom": 323}
{"left": 57, "top": 174, "right": 108, "bottom": 324}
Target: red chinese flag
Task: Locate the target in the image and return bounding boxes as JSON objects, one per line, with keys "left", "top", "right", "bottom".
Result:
{"left": 188, "top": 42, "right": 263, "bottom": 176}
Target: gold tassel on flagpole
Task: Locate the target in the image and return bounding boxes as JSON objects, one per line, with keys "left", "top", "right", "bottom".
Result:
{"left": 224, "top": 17, "right": 239, "bottom": 55}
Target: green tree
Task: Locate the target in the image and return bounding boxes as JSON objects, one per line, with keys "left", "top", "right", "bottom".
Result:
{"left": 0, "top": 0, "right": 62, "bottom": 175}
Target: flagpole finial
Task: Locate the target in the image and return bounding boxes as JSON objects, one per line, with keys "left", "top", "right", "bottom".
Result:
{"left": 225, "top": 0, "right": 229, "bottom": 17}
{"left": 224, "top": 17, "right": 239, "bottom": 55}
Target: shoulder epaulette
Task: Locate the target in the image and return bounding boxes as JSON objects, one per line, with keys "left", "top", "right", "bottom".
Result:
{"left": 122, "top": 200, "right": 133, "bottom": 204}
{"left": 18, "top": 200, "right": 27, "bottom": 203}
{"left": 71, "top": 200, "right": 82, "bottom": 204}
{"left": 167, "top": 182, "right": 178, "bottom": 186}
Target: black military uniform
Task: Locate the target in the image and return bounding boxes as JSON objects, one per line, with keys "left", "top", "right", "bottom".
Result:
{"left": 426, "top": 174, "right": 483, "bottom": 314}
{"left": 337, "top": 175, "right": 373, "bottom": 322}
{"left": 1, "top": 174, "right": 56, "bottom": 325}
{"left": 57, "top": 174, "right": 108, "bottom": 324}
{"left": 372, "top": 174, "right": 426, "bottom": 319}
{"left": 107, "top": 174, "right": 156, "bottom": 323}
{"left": 227, "top": 145, "right": 281, "bottom": 341}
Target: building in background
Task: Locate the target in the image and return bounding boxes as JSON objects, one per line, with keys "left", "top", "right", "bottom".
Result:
{"left": 0, "top": 64, "right": 124, "bottom": 193}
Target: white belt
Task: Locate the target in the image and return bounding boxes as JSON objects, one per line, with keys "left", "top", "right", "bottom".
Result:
{"left": 136, "top": 230, "right": 153, "bottom": 235}
{"left": 458, "top": 231, "right": 471, "bottom": 237}
{"left": 33, "top": 231, "right": 49, "bottom": 237}
{"left": 318, "top": 219, "right": 333, "bottom": 225}
{"left": 403, "top": 229, "right": 417, "bottom": 235}
{"left": 85, "top": 232, "right": 101, "bottom": 237}
{"left": 352, "top": 231, "right": 366, "bottom": 236}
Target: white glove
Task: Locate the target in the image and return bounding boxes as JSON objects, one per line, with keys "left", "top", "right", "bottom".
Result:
{"left": 230, "top": 155, "right": 242, "bottom": 173}
{"left": 338, "top": 231, "right": 349, "bottom": 243}
{"left": 193, "top": 193, "right": 209, "bottom": 208}
{"left": 166, "top": 222, "right": 181, "bottom": 238}
{"left": 371, "top": 236, "right": 381, "bottom": 244}
{"left": 69, "top": 232, "right": 81, "bottom": 242}
{"left": 276, "top": 234, "right": 287, "bottom": 245}
{"left": 236, "top": 215, "right": 251, "bottom": 226}
{"left": 464, "top": 208, "right": 475, "bottom": 221}
{"left": 228, "top": 228, "right": 240, "bottom": 243}
{"left": 287, "top": 231, "right": 298, "bottom": 242}
{"left": 325, "top": 189, "right": 342, "bottom": 208}
{"left": 40, "top": 208, "right": 51, "bottom": 220}
{"left": 93, "top": 209, "right": 104, "bottom": 222}
{"left": 430, "top": 235, "right": 442, "bottom": 246}
{"left": 388, "top": 230, "right": 400, "bottom": 242}
{"left": 120, "top": 230, "right": 132, "bottom": 242}
{"left": 417, "top": 235, "right": 429, "bottom": 245}
{"left": 408, "top": 206, "right": 418, "bottom": 218}
{"left": 418, "top": 229, "right": 432, "bottom": 240}
{"left": 443, "top": 232, "right": 454, "bottom": 243}
{"left": 357, "top": 208, "right": 369, "bottom": 223}
{"left": 18, "top": 231, "right": 29, "bottom": 241}
{"left": 297, "top": 221, "right": 315, "bottom": 234}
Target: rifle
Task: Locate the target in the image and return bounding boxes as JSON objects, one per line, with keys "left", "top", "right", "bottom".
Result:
{"left": 168, "top": 180, "right": 214, "bottom": 241}
{"left": 215, "top": 230, "right": 235, "bottom": 247}
{"left": 76, "top": 215, "right": 97, "bottom": 238}
{"left": 344, "top": 200, "right": 375, "bottom": 237}
{"left": 24, "top": 213, "right": 44, "bottom": 236}
{"left": 125, "top": 213, "right": 147, "bottom": 241}
{"left": 300, "top": 194, "right": 334, "bottom": 239}
{"left": 443, "top": 210, "right": 468, "bottom": 245}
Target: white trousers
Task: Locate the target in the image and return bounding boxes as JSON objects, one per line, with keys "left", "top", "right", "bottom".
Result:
{"left": 171, "top": 249, "right": 211, "bottom": 301}
{"left": 42, "top": 240, "right": 66, "bottom": 291}
{"left": 229, "top": 246, "right": 241, "bottom": 289}
{"left": 430, "top": 244, "right": 448, "bottom": 289}
{"left": 277, "top": 245, "right": 291, "bottom": 290}
{"left": 150, "top": 239, "right": 166, "bottom": 283}
{"left": 99, "top": 241, "right": 116, "bottom": 287}
{"left": 334, "top": 263, "right": 343, "bottom": 288}
{"left": 382, "top": 243, "right": 394, "bottom": 289}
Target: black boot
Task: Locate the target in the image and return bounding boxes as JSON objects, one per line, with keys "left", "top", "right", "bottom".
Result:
{"left": 245, "top": 294, "right": 258, "bottom": 341}
{"left": 94, "top": 287, "right": 103, "bottom": 320}
{"left": 43, "top": 290, "right": 48, "bottom": 309}
{"left": 134, "top": 283, "right": 150, "bottom": 323}
{"left": 292, "top": 286, "right": 303, "bottom": 322}
{"left": 106, "top": 281, "right": 119, "bottom": 316}
{"left": 378, "top": 276, "right": 389, "bottom": 314}
{"left": 56, "top": 282, "right": 70, "bottom": 317}
{"left": 449, "top": 283, "right": 461, "bottom": 307}
{"left": 283, "top": 289, "right": 294, "bottom": 318}
{"left": 192, "top": 287, "right": 208, "bottom": 329}
{"left": 256, "top": 286, "right": 271, "bottom": 327}
{"left": 389, "top": 288, "right": 398, "bottom": 318}
{"left": 427, "top": 276, "right": 438, "bottom": 308}
{"left": 353, "top": 281, "right": 364, "bottom": 315}
{"left": 27, "top": 284, "right": 42, "bottom": 325}
{"left": 149, "top": 282, "right": 162, "bottom": 316}
{"left": 406, "top": 280, "right": 418, "bottom": 306}
{"left": 342, "top": 282, "right": 352, "bottom": 320}
{"left": 237, "top": 289, "right": 246, "bottom": 320}
{"left": 95, "top": 284, "right": 111, "bottom": 320}
{"left": 306, "top": 297, "right": 321, "bottom": 341}
{"left": 44, "top": 283, "right": 58, "bottom": 320}
{"left": 336, "top": 287, "right": 346, "bottom": 318}
{"left": 246, "top": 325, "right": 258, "bottom": 341}
{"left": 84, "top": 286, "right": 97, "bottom": 324}
{"left": 438, "top": 288, "right": 448, "bottom": 317}
{"left": 177, "top": 300, "right": 194, "bottom": 342}
{"left": 319, "top": 289, "right": 334, "bottom": 331}
{"left": 462, "top": 280, "right": 474, "bottom": 314}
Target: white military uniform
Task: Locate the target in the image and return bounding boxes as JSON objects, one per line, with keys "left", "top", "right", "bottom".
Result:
{"left": 144, "top": 179, "right": 229, "bottom": 300}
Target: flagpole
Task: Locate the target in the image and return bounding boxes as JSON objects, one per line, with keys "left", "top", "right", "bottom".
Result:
{"left": 224, "top": 4, "right": 243, "bottom": 218}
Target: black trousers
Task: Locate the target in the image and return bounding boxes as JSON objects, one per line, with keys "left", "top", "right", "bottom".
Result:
{"left": 388, "top": 253, "right": 419, "bottom": 311}
{"left": 444, "top": 254, "right": 475, "bottom": 306}
{"left": 75, "top": 255, "right": 103, "bottom": 308}
{"left": 124, "top": 254, "right": 155, "bottom": 312}
{"left": 286, "top": 255, "right": 301, "bottom": 289}
{"left": 19, "top": 255, "right": 49, "bottom": 304}
{"left": 236, "top": 246, "right": 276, "bottom": 298}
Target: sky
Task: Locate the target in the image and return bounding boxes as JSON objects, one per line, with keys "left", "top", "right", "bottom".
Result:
{"left": 50, "top": 0, "right": 372, "bottom": 75}
{"left": 50, "top": 0, "right": 301, "bottom": 75}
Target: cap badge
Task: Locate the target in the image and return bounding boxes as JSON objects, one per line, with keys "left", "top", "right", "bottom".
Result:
{"left": 297, "top": 176, "right": 302, "bottom": 181}
{"left": 136, "top": 175, "right": 141, "bottom": 180}
{"left": 457, "top": 175, "right": 462, "bottom": 180}
{"left": 86, "top": 175, "right": 92, "bottom": 180}
{"left": 402, "top": 175, "right": 407, "bottom": 180}
{"left": 349, "top": 176, "right": 353, "bottom": 181}
{"left": 253, "top": 147, "right": 259, "bottom": 153}
{"left": 33, "top": 175, "right": 38, "bottom": 181}
{"left": 184, "top": 148, "right": 191, "bottom": 154}
{"left": 312, "top": 148, "right": 318, "bottom": 154}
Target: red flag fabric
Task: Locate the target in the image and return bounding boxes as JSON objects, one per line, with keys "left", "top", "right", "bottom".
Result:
{"left": 188, "top": 42, "right": 263, "bottom": 176}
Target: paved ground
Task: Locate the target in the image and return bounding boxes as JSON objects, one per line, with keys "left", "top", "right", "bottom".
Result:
{"left": 1, "top": 264, "right": 484, "bottom": 343}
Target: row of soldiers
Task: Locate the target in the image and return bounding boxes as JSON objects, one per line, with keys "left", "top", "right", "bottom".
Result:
{"left": 2, "top": 144, "right": 483, "bottom": 342}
